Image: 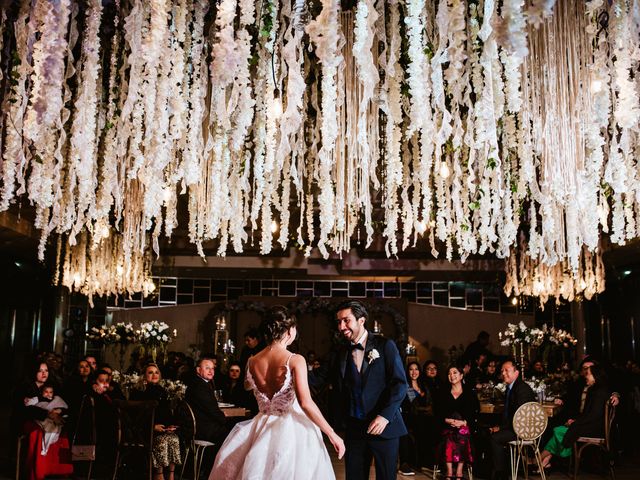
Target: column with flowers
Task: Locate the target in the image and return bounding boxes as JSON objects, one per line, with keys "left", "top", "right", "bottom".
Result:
{"left": 498, "top": 321, "right": 545, "bottom": 379}
{"left": 136, "top": 321, "right": 178, "bottom": 363}
{"left": 111, "top": 322, "right": 136, "bottom": 371}
{"left": 86, "top": 324, "right": 117, "bottom": 358}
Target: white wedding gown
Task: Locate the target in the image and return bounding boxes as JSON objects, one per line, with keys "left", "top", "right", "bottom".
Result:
{"left": 208, "top": 354, "right": 335, "bottom": 480}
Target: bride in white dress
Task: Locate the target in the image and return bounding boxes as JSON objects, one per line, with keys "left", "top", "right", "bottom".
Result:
{"left": 208, "top": 306, "right": 345, "bottom": 480}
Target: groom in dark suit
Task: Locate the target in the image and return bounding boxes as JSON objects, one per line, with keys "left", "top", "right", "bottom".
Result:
{"left": 334, "top": 300, "right": 408, "bottom": 480}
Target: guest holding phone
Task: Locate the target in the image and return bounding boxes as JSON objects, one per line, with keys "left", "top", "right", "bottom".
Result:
{"left": 130, "top": 363, "right": 181, "bottom": 480}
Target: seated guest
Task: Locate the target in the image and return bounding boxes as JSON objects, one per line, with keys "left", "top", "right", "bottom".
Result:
{"left": 98, "top": 363, "right": 125, "bottom": 400}
{"left": 222, "top": 362, "right": 258, "bottom": 416}
{"left": 43, "top": 353, "right": 64, "bottom": 389}
{"left": 239, "top": 328, "right": 265, "bottom": 371}
{"left": 130, "top": 363, "right": 182, "bottom": 480}
{"left": 555, "top": 358, "right": 620, "bottom": 423}
{"left": 185, "top": 357, "right": 229, "bottom": 445}
{"left": 84, "top": 355, "right": 98, "bottom": 373}
{"left": 424, "top": 360, "right": 445, "bottom": 396}
{"left": 467, "top": 353, "right": 487, "bottom": 389}
{"left": 434, "top": 364, "right": 479, "bottom": 480}
{"left": 307, "top": 359, "right": 323, "bottom": 388}
{"left": 63, "top": 359, "right": 92, "bottom": 419}
{"left": 531, "top": 360, "right": 546, "bottom": 377}
{"left": 90, "top": 369, "right": 120, "bottom": 473}
{"left": 538, "top": 363, "right": 610, "bottom": 470}
{"left": 24, "top": 384, "right": 68, "bottom": 455}
{"left": 11, "top": 361, "right": 73, "bottom": 480}
{"left": 488, "top": 359, "right": 536, "bottom": 480}
{"left": 482, "top": 358, "right": 501, "bottom": 384}
{"left": 399, "top": 361, "right": 431, "bottom": 476}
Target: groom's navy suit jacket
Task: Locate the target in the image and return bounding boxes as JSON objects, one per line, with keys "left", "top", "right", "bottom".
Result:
{"left": 336, "top": 332, "right": 408, "bottom": 439}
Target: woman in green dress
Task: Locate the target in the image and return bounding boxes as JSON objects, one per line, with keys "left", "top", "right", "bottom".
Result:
{"left": 539, "top": 363, "right": 609, "bottom": 469}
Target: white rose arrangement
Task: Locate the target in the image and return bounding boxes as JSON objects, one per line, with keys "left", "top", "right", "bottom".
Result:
{"left": 137, "top": 321, "right": 178, "bottom": 361}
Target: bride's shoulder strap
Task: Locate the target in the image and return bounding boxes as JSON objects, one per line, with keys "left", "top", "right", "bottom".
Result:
{"left": 285, "top": 352, "right": 295, "bottom": 367}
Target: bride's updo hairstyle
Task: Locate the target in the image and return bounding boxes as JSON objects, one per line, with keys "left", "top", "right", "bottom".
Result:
{"left": 261, "top": 305, "right": 297, "bottom": 343}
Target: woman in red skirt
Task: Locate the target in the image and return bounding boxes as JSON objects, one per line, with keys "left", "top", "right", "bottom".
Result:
{"left": 434, "top": 364, "right": 479, "bottom": 480}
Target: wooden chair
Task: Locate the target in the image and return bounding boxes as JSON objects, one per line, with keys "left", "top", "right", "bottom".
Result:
{"left": 431, "top": 462, "right": 473, "bottom": 479}
{"left": 15, "top": 434, "right": 25, "bottom": 480}
{"left": 176, "top": 401, "right": 215, "bottom": 480}
{"left": 573, "top": 400, "right": 616, "bottom": 480}
{"left": 112, "top": 399, "right": 158, "bottom": 480}
{"left": 508, "top": 402, "right": 548, "bottom": 480}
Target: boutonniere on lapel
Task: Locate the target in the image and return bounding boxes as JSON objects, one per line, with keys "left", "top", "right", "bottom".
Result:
{"left": 367, "top": 349, "right": 380, "bottom": 364}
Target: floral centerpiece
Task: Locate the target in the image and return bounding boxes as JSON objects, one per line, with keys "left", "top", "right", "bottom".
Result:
{"left": 111, "top": 370, "right": 142, "bottom": 394}
{"left": 500, "top": 322, "right": 579, "bottom": 377}
{"left": 162, "top": 378, "right": 188, "bottom": 407}
{"left": 493, "top": 381, "right": 507, "bottom": 401}
{"left": 136, "top": 321, "right": 177, "bottom": 362}
{"left": 112, "top": 322, "right": 136, "bottom": 344}
{"left": 525, "top": 376, "right": 547, "bottom": 402}
{"left": 499, "top": 321, "right": 545, "bottom": 347}
{"left": 499, "top": 322, "right": 545, "bottom": 379}
{"left": 545, "top": 325, "right": 578, "bottom": 348}
{"left": 86, "top": 324, "right": 118, "bottom": 345}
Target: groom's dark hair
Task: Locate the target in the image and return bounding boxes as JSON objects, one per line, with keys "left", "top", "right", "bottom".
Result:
{"left": 335, "top": 300, "right": 369, "bottom": 322}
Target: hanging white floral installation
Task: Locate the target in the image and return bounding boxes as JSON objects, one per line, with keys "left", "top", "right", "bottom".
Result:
{"left": 0, "top": 0, "right": 637, "bottom": 302}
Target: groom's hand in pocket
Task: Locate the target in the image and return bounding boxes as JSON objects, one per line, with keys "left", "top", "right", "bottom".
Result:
{"left": 367, "top": 416, "right": 389, "bottom": 435}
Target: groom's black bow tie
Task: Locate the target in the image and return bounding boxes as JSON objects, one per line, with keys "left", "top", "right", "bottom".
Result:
{"left": 349, "top": 343, "right": 364, "bottom": 351}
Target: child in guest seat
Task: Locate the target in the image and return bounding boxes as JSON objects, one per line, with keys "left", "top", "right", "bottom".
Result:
{"left": 24, "top": 384, "right": 68, "bottom": 455}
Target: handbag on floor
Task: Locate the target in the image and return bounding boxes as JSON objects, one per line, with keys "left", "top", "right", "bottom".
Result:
{"left": 71, "top": 444, "right": 96, "bottom": 461}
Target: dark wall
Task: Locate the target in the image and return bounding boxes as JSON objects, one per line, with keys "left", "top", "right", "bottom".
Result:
{"left": 0, "top": 254, "right": 55, "bottom": 398}
{"left": 585, "top": 269, "right": 640, "bottom": 363}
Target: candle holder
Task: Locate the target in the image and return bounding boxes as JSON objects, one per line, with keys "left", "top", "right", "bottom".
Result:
{"left": 512, "top": 343, "right": 526, "bottom": 380}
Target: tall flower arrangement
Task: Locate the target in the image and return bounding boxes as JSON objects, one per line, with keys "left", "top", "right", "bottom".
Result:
{"left": 137, "top": 321, "right": 177, "bottom": 362}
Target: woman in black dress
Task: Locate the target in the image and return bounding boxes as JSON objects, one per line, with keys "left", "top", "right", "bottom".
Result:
{"left": 539, "top": 363, "right": 610, "bottom": 469}
{"left": 399, "top": 361, "right": 431, "bottom": 475}
{"left": 11, "top": 361, "right": 74, "bottom": 479}
{"left": 62, "top": 359, "right": 92, "bottom": 427}
{"left": 424, "top": 360, "right": 445, "bottom": 395}
{"left": 130, "top": 363, "right": 181, "bottom": 480}
{"left": 435, "top": 364, "right": 479, "bottom": 479}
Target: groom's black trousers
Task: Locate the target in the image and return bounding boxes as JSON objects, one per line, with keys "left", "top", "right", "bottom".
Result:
{"left": 345, "top": 417, "right": 399, "bottom": 480}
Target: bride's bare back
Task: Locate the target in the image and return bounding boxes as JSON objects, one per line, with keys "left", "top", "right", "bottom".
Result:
{"left": 247, "top": 347, "right": 293, "bottom": 400}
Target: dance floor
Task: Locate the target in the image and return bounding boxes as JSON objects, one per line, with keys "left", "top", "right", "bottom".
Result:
{"left": 327, "top": 440, "right": 640, "bottom": 480}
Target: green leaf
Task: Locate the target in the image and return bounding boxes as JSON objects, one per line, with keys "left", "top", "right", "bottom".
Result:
{"left": 424, "top": 42, "right": 435, "bottom": 60}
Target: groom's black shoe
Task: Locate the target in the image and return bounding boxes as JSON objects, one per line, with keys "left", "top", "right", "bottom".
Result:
{"left": 398, "top": 463, "right": 416, "bottom": 476}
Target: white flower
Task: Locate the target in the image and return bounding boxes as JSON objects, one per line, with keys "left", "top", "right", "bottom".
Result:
{"left": 368, "top": 349, "right": 380, "bottom": 364}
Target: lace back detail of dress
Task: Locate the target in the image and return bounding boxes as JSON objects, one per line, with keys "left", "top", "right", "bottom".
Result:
{"left": 246, "top": 353, "right": 296, "bottom": 416}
